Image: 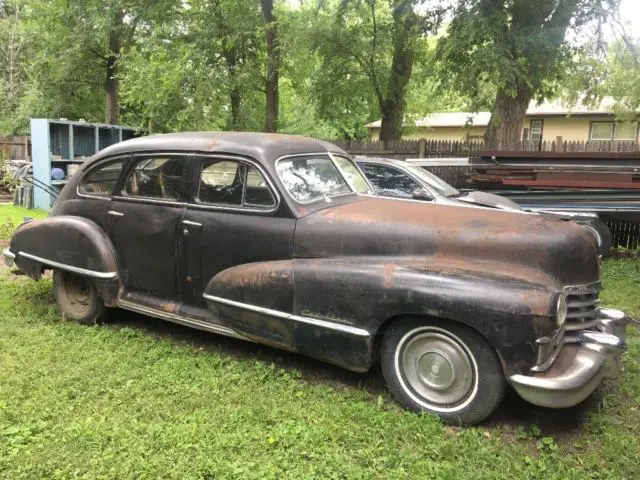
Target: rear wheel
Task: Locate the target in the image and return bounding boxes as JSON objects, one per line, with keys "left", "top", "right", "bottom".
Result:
{"left": 53, "top": 270, "right": 108, "bottom": 325}
{"left": 381, "top": 318, "right": 506, "bottom": 425}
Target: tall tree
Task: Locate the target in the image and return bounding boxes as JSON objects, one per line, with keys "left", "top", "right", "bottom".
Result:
{"left": 438, "top": 0, "right": 618, "bottom": 150}
{"left": 313, "top": 0, "right": 445, "bottom": 143}
{"left": 261, "top": 0, "right": 280, "bottom": 132}
{"left": 16, "top": 0, "right": 175, "bottom": 126}
{"left": 0, "top": 1, "right": 26, "bottom": 133}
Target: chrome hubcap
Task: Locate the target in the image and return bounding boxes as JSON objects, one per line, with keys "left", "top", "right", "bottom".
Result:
{"left": 401, "top": 331, "right": 474, "bottom": 406}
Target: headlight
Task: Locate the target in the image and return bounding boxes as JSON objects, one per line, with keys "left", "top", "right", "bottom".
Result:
{"left": 556, "top": 294, "right": 568, "bottom": 327}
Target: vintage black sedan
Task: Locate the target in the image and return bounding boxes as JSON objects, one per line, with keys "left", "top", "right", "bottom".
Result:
{"left": 3, "top": 132, "right": 630, "bottom": 425}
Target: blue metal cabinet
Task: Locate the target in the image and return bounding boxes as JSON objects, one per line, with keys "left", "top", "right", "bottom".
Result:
{"left": 31, "top": 118, "right": 138, "bottom": 210}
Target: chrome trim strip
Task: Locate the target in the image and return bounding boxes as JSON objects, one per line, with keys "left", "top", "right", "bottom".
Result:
{"left": 107, "top": 210, "right": 124, "bottom": 217}
{"left": 203, "top": 293, "right": 371, "bottom": 338}
{"left": 2, "top": 248, "right": 15, "bottom": 260}
{"left": 118, "top": 299, "right": 251, "bottom": 341}
{"left": 112, "top": 196, "right": 188, "bottom": 208}
{"left": 182, "top": 220, "right": 203, "bottom": 227}
{"left": 17, "top": 251, "right": 118, "bottom": 279}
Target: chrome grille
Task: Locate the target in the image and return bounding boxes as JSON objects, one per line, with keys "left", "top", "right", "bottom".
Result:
{"left": 564, "top": 283, "right": 601, "bottom": 330}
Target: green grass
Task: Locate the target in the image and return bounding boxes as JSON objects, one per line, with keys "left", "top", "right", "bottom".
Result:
{"left": 0, "top": 205, "right": 639, "bottom": 478}
{"left": 0, "top": 204, "right": 48, "bottom": 241}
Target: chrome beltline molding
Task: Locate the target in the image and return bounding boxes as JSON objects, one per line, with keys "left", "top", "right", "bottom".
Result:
{"left": 17, "top": 251, "right": 118, "bottom": 279}
{"left": 118, "top": 299, "right": 251, "bottom": 341}
{"left": 2, "top": 248, "right": 15, "bottom": 260}
{"left": 203, "top": 293, "right": 371, "bottom": 338}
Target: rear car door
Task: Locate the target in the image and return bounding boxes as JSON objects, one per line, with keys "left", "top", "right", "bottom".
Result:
{"left": 107, "top": 155, "right": 189, "bottom": 300}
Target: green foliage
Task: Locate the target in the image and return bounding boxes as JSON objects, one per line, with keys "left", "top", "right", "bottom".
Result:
{"left": 438, "top": 0, "right": 620, "bottom": 147}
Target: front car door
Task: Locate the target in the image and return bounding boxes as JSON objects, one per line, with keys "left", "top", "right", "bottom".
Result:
{"left": 181, "top": 155, "right": 296, "bottom": 309}
{"left": 107, "top": 154, "right": 189, "bottom": 301}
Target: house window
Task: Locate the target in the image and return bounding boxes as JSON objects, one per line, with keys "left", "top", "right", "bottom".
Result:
{"left": 590, "top": 122, "right": 638, "bottom": 141}
{"left": 614, "top": 122, "right": 638, "bottom": 140}
{"left": 591, "top": 122, "right": 615, "bottom": 141}
{"left": 530, "top": 120, "right": 544, "bottom": 142}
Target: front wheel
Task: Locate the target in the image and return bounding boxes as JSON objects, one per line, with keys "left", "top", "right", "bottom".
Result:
{"left": 381, "top": 318, "right": 506, "bottom": 425}
{"left": 53, "top": 270, "right": 108, "bottom": 325}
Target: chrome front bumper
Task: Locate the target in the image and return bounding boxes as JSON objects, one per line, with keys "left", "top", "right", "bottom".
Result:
{"left": 509, "top": 308, "right": 630, "bottom": 409}
{"left": 2, "top": 248, "right": 15, "bottom": 267}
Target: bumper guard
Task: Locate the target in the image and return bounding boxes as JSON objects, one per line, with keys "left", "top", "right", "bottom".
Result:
{"left": 509, "top": 308, "right": 630, "bottom": 409}
{"left": 2, "top": 248, "right": 15, "bottom": 267}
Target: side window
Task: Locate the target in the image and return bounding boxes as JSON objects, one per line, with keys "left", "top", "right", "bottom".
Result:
{"left": 79, "top": 160, "right": 125, "bottom": 197}
{"left": 198, "top": 159, "right": 276, "bottom": 209}
{"left": 122, "top": 157, "right": 188, "bottom": 201}
{"left": 244, "top": 165, "right": 276, "bottom": 208}
{"left": 198, "top": 160, "right": 244, "bottom": 205}
{"left": 362, "top": 164, "right": 420, "bottom": 198}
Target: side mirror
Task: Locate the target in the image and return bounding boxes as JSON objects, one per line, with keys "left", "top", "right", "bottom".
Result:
{"left": 411, "top": 188, "right": 434, "bottom": 201}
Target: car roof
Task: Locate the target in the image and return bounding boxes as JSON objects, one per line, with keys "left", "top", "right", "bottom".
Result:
{"left": 354, "top": 156, "right": 408, "bottom": 168}
{"left": 89, "top": 131, "right": 347, "bottom": 168}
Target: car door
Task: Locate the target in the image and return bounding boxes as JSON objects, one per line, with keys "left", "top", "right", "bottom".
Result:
{"left": 360, "top": 163, "right": 423, "bottom": 199}
{"left": 107, "top": 154, "right": 189, "bottom": 300}
{"left": 180, "top": 155, "right": 296, "bottom": 309}
{"left": 69, "top": 159, "right": 127, "bottom": 231}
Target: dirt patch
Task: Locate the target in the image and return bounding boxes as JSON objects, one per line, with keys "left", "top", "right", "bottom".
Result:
{"left": 609, "top": 250, "right": 640, "bottom": 260}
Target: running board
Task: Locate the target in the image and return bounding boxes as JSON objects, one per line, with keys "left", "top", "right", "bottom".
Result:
{"left": 118, "top": 299, "right": 252, "bottom": 342}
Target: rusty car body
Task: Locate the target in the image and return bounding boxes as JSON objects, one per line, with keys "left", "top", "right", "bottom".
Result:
{"left": 3, "top": 132, "right": 631, "bottom": 425}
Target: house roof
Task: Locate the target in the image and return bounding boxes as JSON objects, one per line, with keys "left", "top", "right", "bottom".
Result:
{"left": 365, "top": 98, "right": 617, "bottom": 129}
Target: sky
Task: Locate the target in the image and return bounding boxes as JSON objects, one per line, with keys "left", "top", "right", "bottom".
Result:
{"left": 618, "top": 0, "right": 640, "bottom": 38}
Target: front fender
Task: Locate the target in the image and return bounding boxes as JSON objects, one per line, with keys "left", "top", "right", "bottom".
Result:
{"left": 291, "top": 257, "right": 557, "bottom": 375}
{"left": 8, "top": 215, "right": 120, "bottom": 305}
{"left": 203, "top": 257, "right": 557, "bottom": 374}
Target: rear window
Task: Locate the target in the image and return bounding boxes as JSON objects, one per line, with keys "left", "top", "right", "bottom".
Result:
{"left": 79, "top": 161, "right": 125, "bottom": 197}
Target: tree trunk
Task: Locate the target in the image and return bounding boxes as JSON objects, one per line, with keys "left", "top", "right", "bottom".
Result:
{"left": 378, "top": 1, "right": 414, "bottom": 144}
{"left": 224, "top": 48, "right": 241, "bottom": 130}
{"left": 105, "top": 13, "right": 123, "bottom": 125}
{"left": 483, "top": 83, "right": 532, "bottom": 151}
{"left": 262, "top": 0, "right": 279, "bottom": 133}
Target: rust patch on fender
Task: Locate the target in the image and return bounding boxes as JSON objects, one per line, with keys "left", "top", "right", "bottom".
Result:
{"left": 383, "top": 263, "right": 397, "bottom": 289}
{"left": 213, "top": 260, "right": 293, "bottom": 288}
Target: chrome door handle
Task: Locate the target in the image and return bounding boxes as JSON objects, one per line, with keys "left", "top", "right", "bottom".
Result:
{"left": 108, "top": 210, "right": 124, "bottom": 217}
{"left": 182, "top": 220, "right": 202, "bottom": 227}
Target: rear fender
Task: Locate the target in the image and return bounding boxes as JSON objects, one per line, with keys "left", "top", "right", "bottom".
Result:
{"left": 8, "top": 215, "right": 120, "bottom": 306}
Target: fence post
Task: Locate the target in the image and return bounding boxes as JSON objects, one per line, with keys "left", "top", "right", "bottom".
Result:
{"left": 418, "top": 139, "right": 426, "bottom": 158}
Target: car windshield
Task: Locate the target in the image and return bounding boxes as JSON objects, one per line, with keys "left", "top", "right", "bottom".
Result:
{"left": 332, "top": 155, "right": 373, "bottom": 195}
{"left": 405, "top": 164, "right": 459, "bottom": 197}
{"left": 277, "top": 154, "right": 357, "bottom": 203}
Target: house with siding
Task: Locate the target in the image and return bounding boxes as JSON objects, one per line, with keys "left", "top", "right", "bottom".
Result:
{"left": 365, "top": 99, "right": 638, "bottom": 144}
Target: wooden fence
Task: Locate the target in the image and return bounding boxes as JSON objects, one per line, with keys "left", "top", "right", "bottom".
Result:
{"left": 0, "top": 136, "right": 30, "bottom": 160}
{"left": 332, "top": 138, "right": 640, "bottom": 159}
{"left": 607, "top": 221, "right": 640, "bottom": 250}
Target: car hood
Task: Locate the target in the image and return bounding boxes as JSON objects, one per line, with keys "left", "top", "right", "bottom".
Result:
{"left": 451, "top": 191, "right": 522, "bottom": 210}
{"left": 294, "top": 197, "right": 598, "bottom": 287}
